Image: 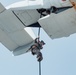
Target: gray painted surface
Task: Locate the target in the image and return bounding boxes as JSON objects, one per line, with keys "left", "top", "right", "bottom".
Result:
{"left": 39, "top": 8, "right": 76, "bottom": 39}
{"left": 0, "top": 9, "right": 35, "bottom": 55}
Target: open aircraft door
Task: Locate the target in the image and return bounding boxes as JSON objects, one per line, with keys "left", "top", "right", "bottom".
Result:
{"left": 38, "top": 8, "right": 76, "bottom": 39}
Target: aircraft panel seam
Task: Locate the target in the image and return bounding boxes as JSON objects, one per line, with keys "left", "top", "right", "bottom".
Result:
{"left": 12, "top": 11, "right": 27, "bottom": 27}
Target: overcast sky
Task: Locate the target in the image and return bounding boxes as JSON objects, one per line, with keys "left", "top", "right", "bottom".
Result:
{"left": 0, "top": 0, "right": 76, "bottom": 75}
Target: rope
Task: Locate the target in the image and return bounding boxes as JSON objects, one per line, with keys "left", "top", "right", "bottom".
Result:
{"left": 38, "top": 27, "right": 40, "bottom": 38}
{"left": 39, "top": 61, "right": 41, "bottom": 75}
{"left": 38, "top": 27, "right": 42, "bottom": 75}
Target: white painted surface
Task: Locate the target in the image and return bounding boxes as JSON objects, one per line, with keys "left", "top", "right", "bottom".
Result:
{"left": 6, "top": 0, "right": 72, "bottom": 10}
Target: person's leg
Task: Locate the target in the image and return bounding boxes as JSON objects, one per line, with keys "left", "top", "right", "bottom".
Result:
{"left": 31, "top": 49, "right": 36, "bottom": 55}
{"left": 37, "top": 52, "right": 43, "bottom": 62}
{"left": 31, "top": 47, "right": 38, "bottom": 55}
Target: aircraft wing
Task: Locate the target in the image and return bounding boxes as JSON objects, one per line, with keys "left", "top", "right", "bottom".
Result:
{"left": 0, "top": 3, "right": 36, "bottom": 56}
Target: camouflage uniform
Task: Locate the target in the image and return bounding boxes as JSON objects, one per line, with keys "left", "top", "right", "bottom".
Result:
{"left": 30, "top": 38, "right": 45, "bottom": 61}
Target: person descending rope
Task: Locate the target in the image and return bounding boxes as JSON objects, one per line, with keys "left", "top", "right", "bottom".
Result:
{"left": 28, "top": 37, "right": 45, "bottom": 62}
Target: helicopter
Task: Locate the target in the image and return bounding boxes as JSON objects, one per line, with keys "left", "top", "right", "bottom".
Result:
{"left": 0, "top": 0, "right": 76, "bottom": 56}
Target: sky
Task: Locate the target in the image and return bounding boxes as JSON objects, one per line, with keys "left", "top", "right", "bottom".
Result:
{"left": 0, "top": 0, "right": 76, "bottom": 75}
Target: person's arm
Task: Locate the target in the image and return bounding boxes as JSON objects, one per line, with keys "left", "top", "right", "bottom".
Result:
{"left": 35, "top": 37, "right": 39, "bottom": 43}
{"left": 26, "top": 48, "right": 30, "bottom": 52}
{"left": 26, "top": 45, "right": 33, "bottom": 52}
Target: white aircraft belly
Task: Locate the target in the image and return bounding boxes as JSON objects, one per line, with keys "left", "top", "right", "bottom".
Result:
{"left": 38, "top": 8, "right": 76, "bottom": 39}
{"left": 6, "top": 0, "right": 43, "bottom": 10}
{"left": 6, "top": 0, "right": 72, "bottom": 10}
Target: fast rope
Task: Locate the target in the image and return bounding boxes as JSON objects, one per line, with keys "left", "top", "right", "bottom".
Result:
{"left": 38, "top": 27, "right": 42, "bottom": 75}
{"left": 38, "top": 27, "right": 40, "bottom": 38}
{"left": 39, "top": 61, "right": 41, "bottom": 75}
